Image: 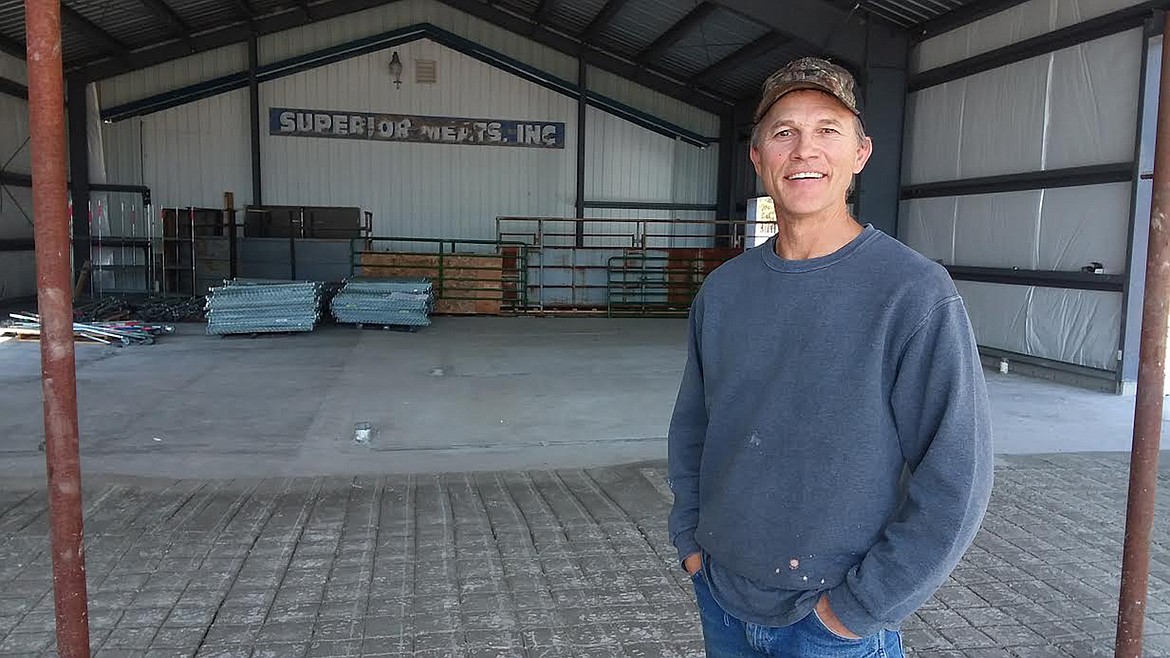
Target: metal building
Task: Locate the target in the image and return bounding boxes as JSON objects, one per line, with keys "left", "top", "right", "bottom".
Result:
{"left": 0, "top": 0, "right": 1164, "bottom": 393}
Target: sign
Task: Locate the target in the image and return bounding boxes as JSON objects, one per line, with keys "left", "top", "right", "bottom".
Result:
{"left": 269, "top": 107, "right": 565, "bottom": 149}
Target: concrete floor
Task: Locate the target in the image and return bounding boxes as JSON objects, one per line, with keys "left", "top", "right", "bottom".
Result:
{"left": 2, "top": 317, "right": 1169, "bottom": 658}
{"left": 0, "top": 316, "right": 1164, "bottom": 481}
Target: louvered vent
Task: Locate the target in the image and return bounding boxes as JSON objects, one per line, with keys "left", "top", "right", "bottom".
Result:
{"left": 415, "top": 59, "right": 437, "bottom": 84}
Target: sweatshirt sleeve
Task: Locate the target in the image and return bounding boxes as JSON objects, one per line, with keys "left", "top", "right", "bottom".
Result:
{"left": 828, "top": 295, "right": 994, "bottom": 636}
{"left": 667, "top": 291, "right": 708, "bottom": 567}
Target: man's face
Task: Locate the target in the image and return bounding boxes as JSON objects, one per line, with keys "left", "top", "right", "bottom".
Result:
{"left": 750, "top": 89, "right": 873, "bottom": 221}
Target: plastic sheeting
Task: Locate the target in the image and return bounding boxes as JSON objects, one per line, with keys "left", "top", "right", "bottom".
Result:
{"left": 1047, "top": 30, "right": 1142, "bottom": 170}
{"left": 1037, "top": 183, "right": 1130, "bottom": 273}
{"left": 901, "top": 183, "right": 1129, "bottom": 271}
{"left": 902, "top": 82, "right": 966, "bottom": 184}
{"left": 954, "top": 190, "right": 1043, "bottom": 269}
{"left": 913, "top": 0, "right": 1145, "bottom": 73}
{"left": 955, "top": 281, "right": 1122, "bottom": 371}
{"left": 904, "top": 30, "right": 1142, "bottom": 185}
{"left": 898, "top": 197, "right": 955, "bottom": 263}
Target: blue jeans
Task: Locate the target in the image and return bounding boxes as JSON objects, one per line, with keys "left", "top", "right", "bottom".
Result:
{"left": 692, "top": 570, "right": 905, "bottom": 658}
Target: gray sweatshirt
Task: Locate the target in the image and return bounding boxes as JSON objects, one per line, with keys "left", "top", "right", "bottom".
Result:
{"left": 667, "top": 225, "right": 993, "bottom": 637}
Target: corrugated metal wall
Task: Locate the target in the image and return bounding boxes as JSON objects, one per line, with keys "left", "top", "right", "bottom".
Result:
{"left": 0, "top": 51, "right": 35, "bottom": 299}
{"left": 103, "top": 90, "right": 253, "bottom": 209}
{"left": 99, "top": 45, "right": 248, "bottom": 110}
{"left": 96, "top": 0, "right": 721, "bottom": 245}
{"left": 261, "top": 39, "right": 576, "bottom": 240}
{"left": 903, "top": 1, "right": 1143, "bottom": 373}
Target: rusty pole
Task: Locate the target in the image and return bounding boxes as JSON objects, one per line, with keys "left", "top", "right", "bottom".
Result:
{"left": 1115, "top": 12, "right": 1170, "bottom": 658}
{"left": 25, "top": 0, "right": 91, "bottom": 654}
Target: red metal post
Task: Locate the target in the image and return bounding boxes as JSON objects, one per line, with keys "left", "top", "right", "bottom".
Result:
{"left": 24, "top": 0, "right": 91, "bottom": 654}
{"left": 1115, "top": 11, "right": 1170, "bottom": 658}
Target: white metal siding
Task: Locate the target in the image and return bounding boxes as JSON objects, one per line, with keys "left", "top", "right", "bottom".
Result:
{"left": 585, "top": 106, "right": 717, "bottom": 204}
{"left": 103, "top": 89, "right": 252, "bottom": 209}
{"left": 913, "top": 0, "right": 1146, "bottom": 72}
{"left": 98, "top": 44, "right": 248, "bottom": 109}
{"left": 261, "top": 39, "right": 575, "bottom": 241}
{"left": 586, "top": 66, "right": 719, "bottom": 137}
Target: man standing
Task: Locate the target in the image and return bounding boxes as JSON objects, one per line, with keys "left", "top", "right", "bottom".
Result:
{"left": 667, "top": 57, "right": 994, "bottom": 657}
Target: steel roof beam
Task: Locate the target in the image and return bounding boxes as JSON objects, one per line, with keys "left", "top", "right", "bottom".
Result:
{"left": 61, "top": 4, "right": 130, "bottom": 57}
{"left": 689, "top": 31, "right": 778, "bottom": 85}
{"left": 0, "top": 33, "right": 24, "bottom": 60}
{"left": 635, "top": 2, "right": 718, "bottom": 65}
{"left": 73, "top": 0, "right": 400, "bottom": 80}
{"left": 708, "top": 0, "right": 868, "bottom": 67}
{"left": 436, "top": 0, "right": 729, "bottom": 112}
{"left": 581, "top": 0, "right": 633, "bottom": 43}
{"left": 134, "top": 0, "right": 197, "bottom": 51}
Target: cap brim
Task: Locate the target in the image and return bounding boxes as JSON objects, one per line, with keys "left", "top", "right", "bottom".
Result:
{"left": 754, "top": 81, "right": 859, "bottom": 123}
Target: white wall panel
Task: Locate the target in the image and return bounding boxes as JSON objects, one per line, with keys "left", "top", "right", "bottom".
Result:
{"left": 1, "top": 93, "right": 31, "bottom": 174}
{"left": 136, "top": 90, "right": 252, "bottom": 209}
{"left": 98, "top": 45, "right": 247, "bottom": 109}
{"left": 585, "top": 108, "right": 672, "bottom": 202}
{"left": 1037, "top": 183, "right": 1130, "bottom": 274}
{"left": 1054, "top": 0, "right": 1146, "bottom": 31}
{"left": 955, "top": 281, "right": 1121, "bottom": 371}
{"left": 902, "top": 81, "right": 964, "bottom": 184}
{"left": 954, "top": 191, "right": 1042, "bottom": 269}
{"left": 0, "top": 252, "right": 36, "bottom": 299}
{"left": 899, "top": 197, "right": 956, "bottom": 264}
{"left": 1, "top": 52, "right": 26, "bottom": 83}
{"left": 906, "top": 31, "right": 1142, "bottom": 185}
{"left": 912, "top": 0, "right": 1145, "bottom": 73}
{"left": 101, "top": 119, "right": 145, "bottom": 186}
{"left": 955, "top": 280, "right": 1032, "bottom": 357}
{"left": 1046, "top": 29, "right": 1141, "bottom": 170}
{"left": 672, "top": 141, "right": 718, "bottom": 206}
{"left": 958, "top": 57, "right": 1049, "bottom": 179}
{"left": 261, "top": 40, "right": 575, "bottom": 241}
{"left": 1027, "top": 288, "right": 1121, "bottom": 370}
{"left": 584, "top": 107, "right": 716, "bottom": 206}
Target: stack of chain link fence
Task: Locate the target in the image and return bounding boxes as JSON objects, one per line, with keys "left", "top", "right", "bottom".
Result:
{"left": 205, "top": 279, "right": 325, "bottom": 335}
{"left": 330, "top": 277, "right": 434, "bottom": 328}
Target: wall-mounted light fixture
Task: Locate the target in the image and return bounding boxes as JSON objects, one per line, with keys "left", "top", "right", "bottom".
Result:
{"left": 388, "top": 51, "right": 404, "bottom": 89}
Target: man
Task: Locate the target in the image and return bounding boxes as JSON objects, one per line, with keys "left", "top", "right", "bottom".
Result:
{"left": 667, "top": 57, "right": 994, "bottom": 657}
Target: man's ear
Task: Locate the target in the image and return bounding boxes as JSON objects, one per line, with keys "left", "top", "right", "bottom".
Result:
{"left": 853, "top": 136, "right": 873, "bottom": 174}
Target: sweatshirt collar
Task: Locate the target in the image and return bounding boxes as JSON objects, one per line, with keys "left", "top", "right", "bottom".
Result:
{"left": 760, "top": 224, "right": 878, "bottom": 273}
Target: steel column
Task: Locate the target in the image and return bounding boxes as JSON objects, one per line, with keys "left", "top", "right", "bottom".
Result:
{"left": 66, "top": 76, "right": 90, "bottom": 282}
{"left": 24, "top": 0, "right": 91, "bottom": 656}
{"left": 716, "top": 111, "right": 733, "bottom": 247}
{"left": 248, "top": 34, "right": 262, "bottom": 205}
{"left": 575, "top": 57, "right": 586, "bottom": 246}
{"left": 1115, "top": 11, "right": 1170, "bottom": 658}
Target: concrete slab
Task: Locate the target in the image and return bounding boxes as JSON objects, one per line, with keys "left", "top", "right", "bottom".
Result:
{"left": 0, "top": 316, "right": 1163, "bottom": 481}
{"left": 0, "top": 455, "right": 1166, "bottom": 657}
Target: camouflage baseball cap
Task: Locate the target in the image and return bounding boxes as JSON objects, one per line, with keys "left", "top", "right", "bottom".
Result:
{"left": 754, "top": 57, "right": 861, "bottom": 123}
